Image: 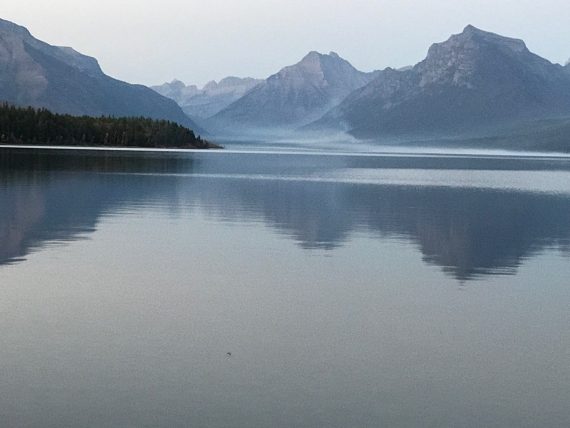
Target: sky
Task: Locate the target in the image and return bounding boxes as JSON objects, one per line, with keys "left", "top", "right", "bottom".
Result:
{"left": 1, "top": 0, "right": 569, "bottom": 87}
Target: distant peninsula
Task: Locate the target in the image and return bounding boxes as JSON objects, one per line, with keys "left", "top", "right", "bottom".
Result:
{"left": 0, "top": 104, "right": 220, "bottom": 150}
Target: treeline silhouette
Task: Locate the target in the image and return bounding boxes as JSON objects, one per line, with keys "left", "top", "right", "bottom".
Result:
{"left": 0, "top": 104, "right": 218, "bottom": 149}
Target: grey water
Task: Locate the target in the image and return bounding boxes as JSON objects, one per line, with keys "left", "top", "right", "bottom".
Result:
{"left": 1, "top": 147, "right": 569, "bottom": 427}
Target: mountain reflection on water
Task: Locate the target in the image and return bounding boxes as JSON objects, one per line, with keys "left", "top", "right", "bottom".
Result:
{"left": 1, "top": 148, "right": 569, "bottom": 281}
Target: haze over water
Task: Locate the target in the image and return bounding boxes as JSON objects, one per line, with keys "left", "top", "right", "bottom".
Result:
{"left": 1, "top": 147, "right": 569, "bottom": 427}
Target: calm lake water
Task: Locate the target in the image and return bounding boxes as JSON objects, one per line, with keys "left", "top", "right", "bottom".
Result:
{"left": 1, "top": 147, "right": 569, "bottom": 427}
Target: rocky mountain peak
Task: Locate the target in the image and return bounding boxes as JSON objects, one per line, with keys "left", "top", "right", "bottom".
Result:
{"left": 54, "top": 46, "right": 104, "bottom": 77}
{"left": 416, "top": 25, "right": 539, "bottom": 88}
{"left": 0, "top": 18, "right": 32, "bottom": 37}
{"left": 0, "top": 18, "right": 104, "bottom": 79}
{"left": 459, "top": 25, "right": 527, "bottom": 52}
{"left": 169, "top": 79, "right": 187, "bottom": 89}
{"left": 202, "top": 77, "right": 255, "bottom": 91}
{"left": 294, "top": 51, "right": 350, "bottom": 70}
{"left": 300, "top": 51, "right": 340, "bottom": 61}
{"left": 302, "top": 51, "right": 322, "bottom": 59}
{"left": 424, "top": 25, "right": 530, "bottom": 63}
{"left": 291, "top": 51, "right": 328, "bottom": 76}
{"left": 273, "top": 51, "right": 368, "bottom": 88}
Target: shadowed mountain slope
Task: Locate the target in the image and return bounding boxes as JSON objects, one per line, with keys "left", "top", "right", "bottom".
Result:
{"left": 0, "top": 18, "right": 203, "bottom": 133}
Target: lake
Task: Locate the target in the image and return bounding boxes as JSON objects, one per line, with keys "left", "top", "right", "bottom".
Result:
{"left": 1, "top": 147, "right": 569, "bottom": 427}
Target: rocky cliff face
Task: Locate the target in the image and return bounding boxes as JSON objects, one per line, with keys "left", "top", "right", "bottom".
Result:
{"left": 313, "top": 26, "right": 570, "bottom": 138}
{"left": 0, "top": 18, "right": 202, "bottom": 132}
{"left": 152, "top": 77, "right": 262, "bottom": 119}
{"left": 210, "top": 51, "right": 378, "bottom": 132}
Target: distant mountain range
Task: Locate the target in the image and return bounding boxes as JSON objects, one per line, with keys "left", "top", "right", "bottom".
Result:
{"left": 311, "top": 25, "right": 570, "bottom": 139}
{"left": 3, "top": 16, "right": 570, "bottom": 150}
{"left": 208, "top": 52, "right": 379, "bottom": 133}
{"left": 151, "top": 77, "right": 262, "bottom": 119}
{"left": 155, "top": 26, "right": 570, "bottom": 150}
{"left": 154, "top": 51, "right": 379, "bottom": 134}
{"left": 0, "top": 18, "right": 202, "bottom": 133}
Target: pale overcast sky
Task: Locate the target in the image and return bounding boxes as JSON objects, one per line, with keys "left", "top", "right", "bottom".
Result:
{"left": 1, "top": 0, "right": 569, "bottom": 87}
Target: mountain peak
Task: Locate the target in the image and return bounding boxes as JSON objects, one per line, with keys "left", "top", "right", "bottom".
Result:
{"left": 0, "top": 18, "right": 32, "bottom": 38}
{"left": 300, "top": 51, "right": 324, "bottom": 63}
{"left": 462, "top": 24, "right": 483, "bottom": 34}
{"left": 212, "top": 51, "right": 377, "bottom": 130}
{"left": 300, "top": 51, "right": 347, "bottom": 64}
{"left": 278, "top": 51, "right": 365, "bottom": 83}
{"left": 168, "top": 79, "right": 187, "bottom": 90}
{"left": 417, "top": 25, "right": 534, "bottom": 88}
{"left": 451, "top": 25, "right": 528, "bottom": 52}
{"left": 0, "top": 18, "right": 104, "bottom": 78}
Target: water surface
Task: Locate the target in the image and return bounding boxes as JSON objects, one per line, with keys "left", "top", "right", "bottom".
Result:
{"left": 1, "top": 148, "right": 569, "bottom": 427}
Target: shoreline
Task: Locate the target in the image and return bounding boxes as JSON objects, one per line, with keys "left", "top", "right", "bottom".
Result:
{"left": 2, "top": 144, "right": 570, "bottom": 161}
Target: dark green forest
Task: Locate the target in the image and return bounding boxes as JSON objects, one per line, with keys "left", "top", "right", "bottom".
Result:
{"left": 0, "top": 104, "right": 219, "bottom": 149}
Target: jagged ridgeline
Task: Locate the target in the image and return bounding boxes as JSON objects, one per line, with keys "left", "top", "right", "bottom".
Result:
{"left": 0, "top": 104, "right": 219, "bottom": 149}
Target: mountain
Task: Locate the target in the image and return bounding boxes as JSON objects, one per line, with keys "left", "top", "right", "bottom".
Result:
{"left": 210, "top": 51, "right": 378, "bottom": 133}
{"left": 0, "top": 18, "right": 202, "bottom": 133}
{"left": 312, "top": 25, "right": 570, "bottom": 138}
{"left": 152, "top": 77, "right": 262, "bottom": 119}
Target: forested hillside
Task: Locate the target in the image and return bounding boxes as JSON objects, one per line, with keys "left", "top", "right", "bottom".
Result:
{"left": 0, "top": 104, "right": 219, "bottom": 149}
